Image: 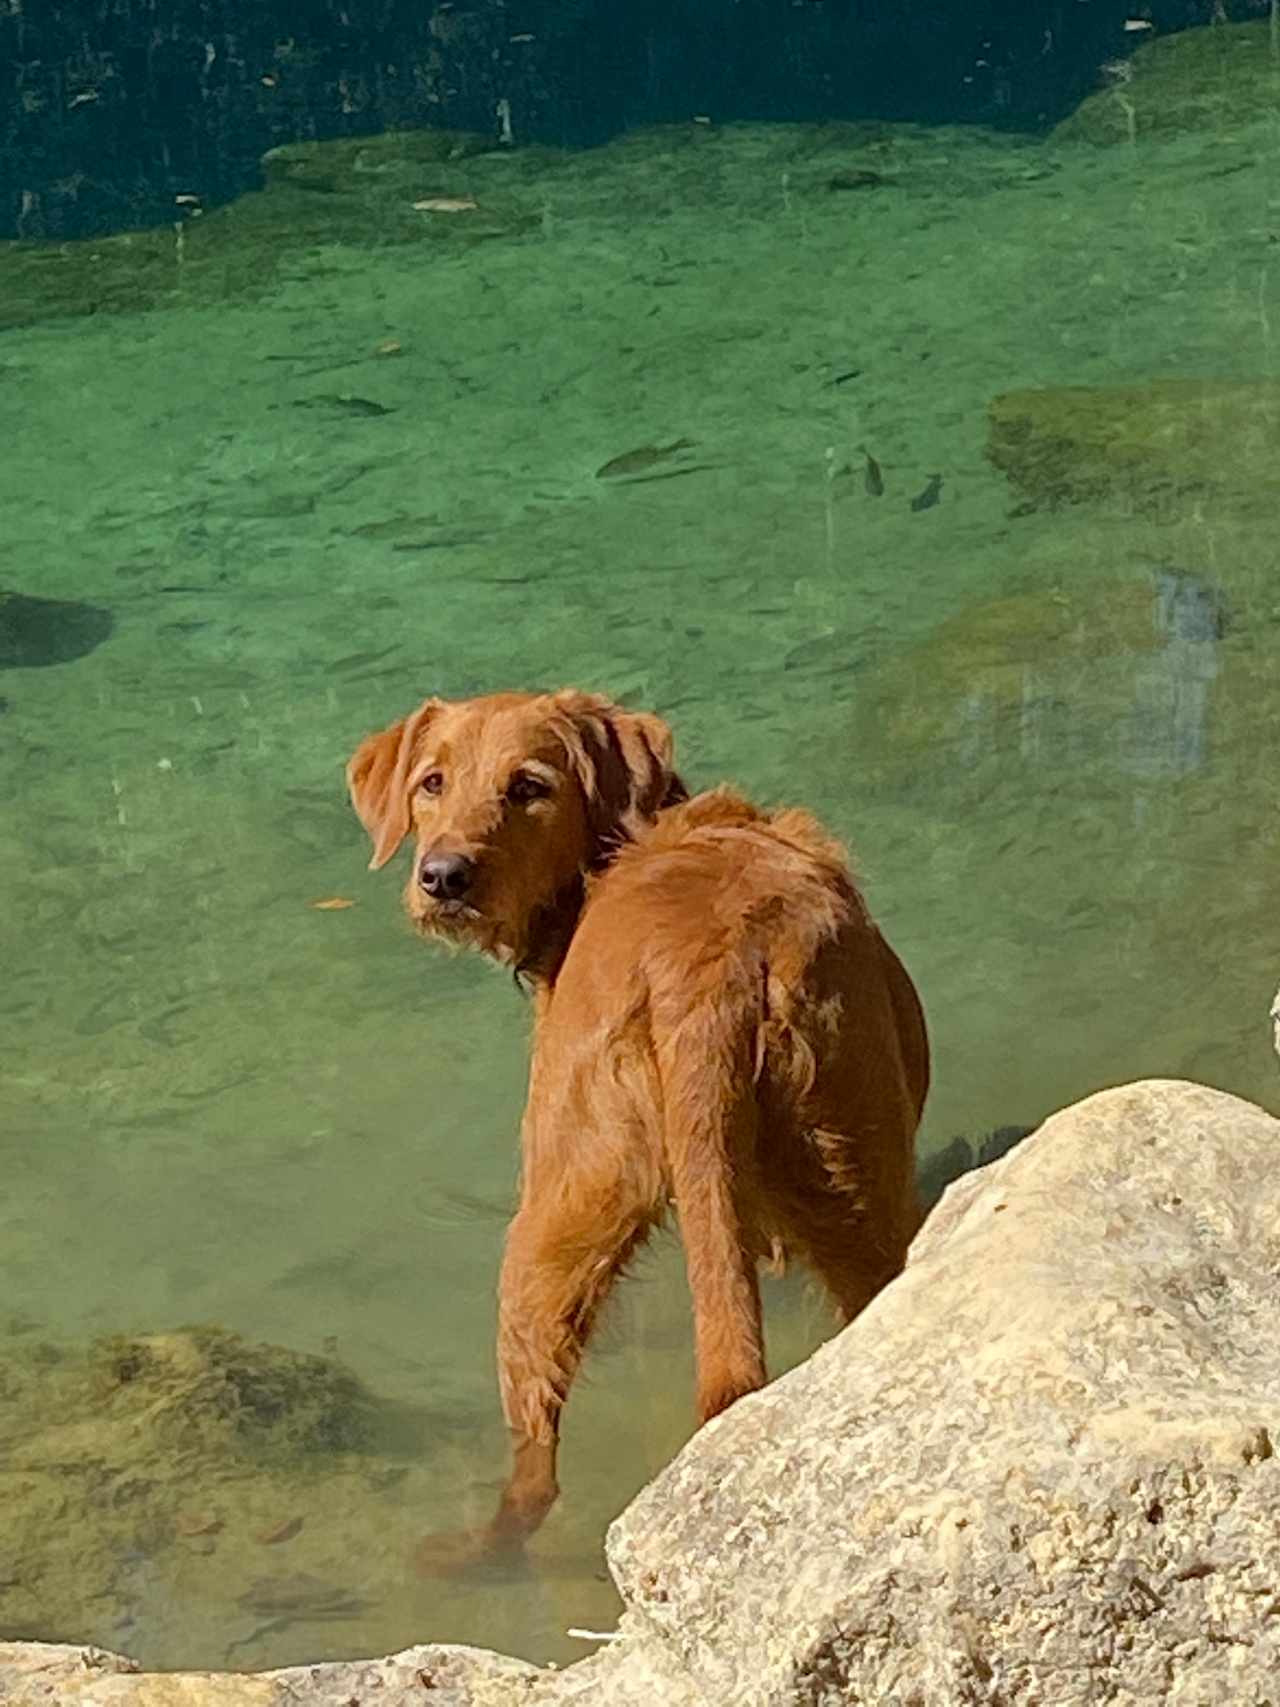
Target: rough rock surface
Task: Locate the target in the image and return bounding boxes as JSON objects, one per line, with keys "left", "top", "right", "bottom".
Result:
{"left": 0, "top": 1641, "right": 543, "bottom": 1705}
{"left": 5, "top": 1079, "right": 1280, "bottom": 1705}
{"left": 609, "top": 1078, "right": 1280, "bottom": 1704}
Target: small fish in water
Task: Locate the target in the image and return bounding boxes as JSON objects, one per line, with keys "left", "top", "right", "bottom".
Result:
{"left": 910, "top": 474, "right": 943, "bottom": 512}
{"left": 860, "top": 446, "right": 884, "bottom": 498}
{"left": 412, "top": 197, "right": 478, "bottom": 213}
{"left": 330, "top": 644, "right": 400, "bottom": 673}
{"left": 238, "top": 1572, "right": 369, "bottom": 1619}
{"left": 828, "top": 168, "right": 887, "bottom": 191}
{"left": 293, "top": 395, "right": 394, "bottom": 417}
{"left": 391, "top": 530, "right": 490, "bottom": 551}
{"left": 596, "top": 437, "right": 696, "bottom": 480}
{"left": 310, "top": 897, "right": 355, "bottom": 911}
{"left": 256, "top": 1516, "right": 304, "bottom": 1546}
{"left": 175, "top": 1512, "right": 223, "bottom": 1538}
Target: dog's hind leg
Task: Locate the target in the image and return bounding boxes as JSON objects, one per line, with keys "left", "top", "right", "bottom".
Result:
{"left": 778, "top": 1165, "right": 908, "bottom": 1328}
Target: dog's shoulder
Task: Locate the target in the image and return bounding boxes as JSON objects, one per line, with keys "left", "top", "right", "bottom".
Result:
{"left": 639, "top": 785, "right": 765, "bottom": 847}
{"left": 616, "top": 786, "right": 857, "bottom": 885}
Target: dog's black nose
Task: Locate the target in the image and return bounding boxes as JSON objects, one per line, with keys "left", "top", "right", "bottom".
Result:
{"left": 419, "top": 852, "right": 474, "bottom": 900}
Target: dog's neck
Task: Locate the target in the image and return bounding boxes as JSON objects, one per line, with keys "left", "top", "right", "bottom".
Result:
{"left": 514, "top": 874, "right": 587, "bottom": 990}
{"left": 515, "top": 814, "right": 671, "bottom": 991}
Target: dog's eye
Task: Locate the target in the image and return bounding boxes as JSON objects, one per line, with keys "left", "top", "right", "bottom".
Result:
{"left": 507, "top": 773, "right": 550, "bottom": 806}
{"left": 419, "top": 771, "right": 445, "bottom": 797}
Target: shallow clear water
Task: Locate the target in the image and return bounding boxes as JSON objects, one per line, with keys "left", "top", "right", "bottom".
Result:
{"left": 3, "top": 41, "right": 1280, "bottom": 1675}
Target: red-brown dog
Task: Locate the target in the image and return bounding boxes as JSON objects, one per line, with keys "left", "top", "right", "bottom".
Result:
{"left": 347, "top": 689, "right": 929, "bottom": 1566}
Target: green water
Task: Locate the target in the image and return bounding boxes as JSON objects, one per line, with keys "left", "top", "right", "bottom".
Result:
{"left": 3, "top": 22, "right": 1280, "bottom": 1675}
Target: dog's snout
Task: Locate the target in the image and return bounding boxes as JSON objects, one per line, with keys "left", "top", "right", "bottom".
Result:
{"left": 419, "top": 851, "right": 475, "bottom": 901}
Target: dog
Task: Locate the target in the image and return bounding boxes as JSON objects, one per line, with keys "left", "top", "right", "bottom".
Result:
{"left": 347, "top": 689, "right": 929, "bottom": 1566}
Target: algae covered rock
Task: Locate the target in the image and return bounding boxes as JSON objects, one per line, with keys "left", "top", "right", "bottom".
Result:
{"left": 987, "top": 378, "right": 1280, "bottom": 518}
{"left": 1053, "top": 19, "right": 1280, "bottom": 146}
{"left": 259, "top": 128, "right": 493, "bottom": 195}
{"left": 0, "top": 1324, "right": 397, "bottom": 1665}
{"left": 0, "top": 126, "right": 546, "bottom": 332}
{"left": 90, "top": 1326, "right": 374, "bottom": 1460}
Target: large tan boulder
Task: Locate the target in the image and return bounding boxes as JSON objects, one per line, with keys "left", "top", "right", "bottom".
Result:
{"left": 608, "top": 1079, "right": 1280, "bottom": 1704}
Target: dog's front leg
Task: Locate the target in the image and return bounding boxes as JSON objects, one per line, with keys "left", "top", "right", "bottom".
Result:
{"left": 494, "top": 1198, "right": 652, "bottom": 1528}
{"left": 413, "top": 1195, "right": 651, "bottom": 1573}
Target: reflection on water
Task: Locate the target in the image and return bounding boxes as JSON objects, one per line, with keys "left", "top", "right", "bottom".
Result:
{"left": 3, "top": 18, "right": 1280, "bottom": 1676}
{"left": 994, "top": 568, "right": 1226, "bottom": 782}
{"left": 1123, "top": 569, "right": 1223, "bottom": 779}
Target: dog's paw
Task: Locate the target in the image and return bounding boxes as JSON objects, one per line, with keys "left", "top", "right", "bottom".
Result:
{"left": 411, "top": 1523, "right": 526, "bottom": 1578}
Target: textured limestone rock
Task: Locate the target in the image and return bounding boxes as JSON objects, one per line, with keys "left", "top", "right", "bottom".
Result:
{"left": 7, "top": 1079, "right": 1280, "bottom": 1704}
{"left": 0, "top": 1640, "right": 542, "bottom": 1706}
{"left": 608, "top": 1079, "right": 1280, "bottom": 1705}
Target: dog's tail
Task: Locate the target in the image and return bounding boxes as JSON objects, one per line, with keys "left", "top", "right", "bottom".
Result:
{"left": 656, "top": 965, "right": 768, "bottom": 1423}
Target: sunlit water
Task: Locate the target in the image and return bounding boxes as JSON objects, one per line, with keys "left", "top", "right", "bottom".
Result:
{"left": 2, "top": 69, "right": 1279, "bottom": 1673}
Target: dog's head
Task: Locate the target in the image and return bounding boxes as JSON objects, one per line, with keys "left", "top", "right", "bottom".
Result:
{"left": 346, "top": 689, "right": 685, "bottom": 969}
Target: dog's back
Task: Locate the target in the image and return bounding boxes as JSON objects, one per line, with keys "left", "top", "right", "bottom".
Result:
{"left": 542, "top": 786, "right": 929, "bottom": 1389}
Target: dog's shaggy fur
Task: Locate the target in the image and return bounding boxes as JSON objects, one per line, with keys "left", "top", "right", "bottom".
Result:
{"left": 347, "top": 689, "right": 929, "bottom": 1563}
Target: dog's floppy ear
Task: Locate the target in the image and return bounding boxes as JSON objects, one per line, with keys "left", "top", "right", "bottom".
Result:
{"left": 551, "top": 691, "right": 687, "bottom": 860}
{"left": 346, "top": 698, "right": 443, "bottom": 871}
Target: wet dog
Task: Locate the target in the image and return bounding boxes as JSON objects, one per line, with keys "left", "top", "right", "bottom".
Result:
{"left": 347, "top": 689, "right": 929, "bottom": 1565}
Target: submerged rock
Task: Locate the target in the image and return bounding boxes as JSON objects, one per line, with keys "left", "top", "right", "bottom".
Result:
{"left": 0, "top": 128, "right": 547, "bottom": 333}
{"left": 1053, "top": 20, "right": 1280, "bottom": 147}
{"left": 917, "top": 1121, "right": 1035, "bottom": 1209}
{"left": 987, "top": 378, "right": 1280, "bottom": 519}
{"left": 90, "top": 1326, "right": 375, "bottom": 1459}
{"left": 0, "top": 1326, "right": 391, "bottom": 1665}
{"left": 0, "top": 589, "right": 113, "bottom": 668}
